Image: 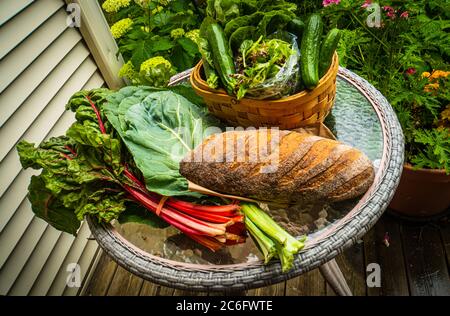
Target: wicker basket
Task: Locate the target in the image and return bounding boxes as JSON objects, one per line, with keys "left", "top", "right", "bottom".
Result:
{"left": 190, "top": 53, "right": 339, "bottom": 129}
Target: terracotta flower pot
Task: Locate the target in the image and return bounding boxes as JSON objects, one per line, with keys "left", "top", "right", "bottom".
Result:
{"left": 389, "top": 164, "right": 450, "bottom": 217}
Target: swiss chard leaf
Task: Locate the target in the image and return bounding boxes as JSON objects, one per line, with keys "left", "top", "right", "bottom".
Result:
{"left": 28, "top": 175, "right": 80, "bottom": 235}
{"left": 224, "top": 12, "right": 264, "bottom": 38}
{"left": 17, "top": 89, "right": 155, "bottom": 235}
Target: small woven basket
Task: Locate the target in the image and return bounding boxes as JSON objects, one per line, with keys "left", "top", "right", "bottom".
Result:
{"left": 190, "top": 53, "right": 339, "bottom": 129}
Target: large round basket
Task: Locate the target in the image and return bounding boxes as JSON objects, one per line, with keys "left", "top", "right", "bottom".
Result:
{"left": 190, "top": 53, "right": 339, "bottom": 129}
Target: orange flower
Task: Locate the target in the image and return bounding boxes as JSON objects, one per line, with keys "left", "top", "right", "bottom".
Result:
{"left": 422, "top": 70, "right": 449, "bottom": 92}
{"left": 424, "top": 83, "right": 440, "bottom": 92}
{"left": 431, "top": 70, "right": 450, "bottom": 79}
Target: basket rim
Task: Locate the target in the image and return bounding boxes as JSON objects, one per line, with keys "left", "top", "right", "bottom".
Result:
{"left": 87, "top": 67, "right": 405, "bottom": 292}
{"left": 191, "top": 52, "right": 339, "bottom": 103}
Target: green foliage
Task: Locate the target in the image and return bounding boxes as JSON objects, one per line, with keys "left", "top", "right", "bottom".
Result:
{"left": 101, "top": 0, "right": 204, "bottom": 84}
{"left": 411, "top": 129, "right": 450, "bottom": 172}
{"left": 299, "top": 0, "right": 450, "bottom": 172}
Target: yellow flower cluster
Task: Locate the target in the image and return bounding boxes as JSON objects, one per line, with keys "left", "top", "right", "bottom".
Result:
{"left": 152, "top": 5, "right": 164, "bottom": 15}
{"left": 118, "top": 61, "right": 139, "bottom": 83}
{"left": 170, "top": 28, "right": 185, "bottom": 39}
{"left": 140, "top": 56, "right": 172, "bottom": 73}
{"left": 185, "top": 29, "right": 200, "bottom": 45}
{"left": 134, "top": 0, "right": 150, "bottom": 8}
{"left": 110, "top": 18, "right": 133, "bottom": 39}
{"left": 422, "top": 70, "right": 450, "bottom": 92}
{"left": 140, "top": 56, "right": 174, "bottom": 87}
{"left": 102, "top": 0, "right": 131, "bottom": 13}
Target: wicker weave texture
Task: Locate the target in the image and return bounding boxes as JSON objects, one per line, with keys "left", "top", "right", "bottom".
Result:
{"left": 190, "top": 54, "right": 339, "bottom": 129}
{"left": 87, "top": 67, "right": 405, "bottom": 292}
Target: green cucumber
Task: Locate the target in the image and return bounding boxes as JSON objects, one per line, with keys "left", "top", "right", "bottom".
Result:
{"left": 300, "top": 14, "right": 323, "bottom": 89}
{"left": 206, "top": 22, "right": 236, "bottom": 95}
{"left": 319, "top": 28, "right": 341, "bottom": 77}
{"left": 287, "top": 18, "right": 305, "bottom": 39}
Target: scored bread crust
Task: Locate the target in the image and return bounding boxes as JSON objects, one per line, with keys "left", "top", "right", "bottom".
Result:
{"left": 179, "top": 130, "right": 375, "bottom": 204}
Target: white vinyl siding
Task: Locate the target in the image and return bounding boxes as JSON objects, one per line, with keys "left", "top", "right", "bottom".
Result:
{"left": 0, "top": 0, "right": 105, "bottom": 296}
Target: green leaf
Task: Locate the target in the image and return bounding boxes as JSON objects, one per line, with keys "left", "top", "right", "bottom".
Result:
{"left": 118, "top": 203, "right": 169, "bottom": 228}
{"left": 224, "top": 12, "right": 264, "bottom": 38}
{"left": 229, "top": 26, "right": 257, "bottom": 53}
{"left": 169, "top": 0, "right": 191, "bottom": 13}
{"left": 130, "top": 40, "right": 154, "bottom": 68}
{"left": 170, "top": 44, "right": 196, "bottom": 71}
{"left": 28, "top": 176, "right": 81, "bottom": 235}
{"left": 177, "top": 37, "right": 200, "bottom": 57}
{"left": 104, "top": 88, "right": 223, "bottom": 197}
{"left": 75, "top": 192, "right": 126, "bottom": 223}
{"left": 149, "top": 36, "right": 176, "bottom": 52}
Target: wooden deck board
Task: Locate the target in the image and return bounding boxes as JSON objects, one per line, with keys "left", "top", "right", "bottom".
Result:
{"left": 401, "top": 222, "right": 450, "bottom": 296}
{"left": 439, "top": 218, "right": 450, "bottom": 271}
{"left": 248, "top": 281, "right": 286, "bottom": 296}
{"left": 139, "top": 280, "right": 159, "bottom": 296}
{"left": 326, "top": 240, "right": 366, "bottom": 296}
{"left": 363, "top": 215, "right": 410, "bottom": 296}
{"left": 82, "top": 251, "right": 118, "bottom": 296}
{"left": 84, "top": 213, "right": 450, "bottom": 296}
{"left": 286, "top": 269, "right": 326, "bottom": 296}
{"left": 106, "top": 265, "right": 144, "bottom": 296}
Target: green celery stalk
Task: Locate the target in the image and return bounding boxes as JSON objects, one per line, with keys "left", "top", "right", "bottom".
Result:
{"left": 274, "top": 240, "right": 295, "bottom": 273}
{"left": 247, "top": 203, "right": 305, "bottom": 252}
{"left": 242, "top": 203, "right": 307, "bottom": 272}
{"left": 241, "top": 203, "right": 287, "bottom": 246}
{"left": 245, "top": 216, "right": 276, "bottom": 264}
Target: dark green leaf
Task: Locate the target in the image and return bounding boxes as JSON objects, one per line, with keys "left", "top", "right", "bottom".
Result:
{"left": 104, "top": 87, "right": 223, "bottom": 197}
{"left": 118, "top": 203, "right": 169, "bottom": 228}
{"left": 177, "top": 37, "right": 200, "bottom": 57}
{"left": 130, "top": 40, "right": 154, "bottom": 68}
{"left": 170, "top": 44, "right": 196, "bottom": 71}
{"left": 28, "top": 176, "right": 80, "bottom": 235}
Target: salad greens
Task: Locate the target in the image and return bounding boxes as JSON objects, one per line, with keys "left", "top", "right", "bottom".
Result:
{"left": 234, "top": 36, "right": 297, "bottom": 99}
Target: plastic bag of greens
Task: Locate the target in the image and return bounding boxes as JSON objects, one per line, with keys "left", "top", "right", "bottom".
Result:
{"left": 234, "top": 32, "right": 300, "bottom": 100}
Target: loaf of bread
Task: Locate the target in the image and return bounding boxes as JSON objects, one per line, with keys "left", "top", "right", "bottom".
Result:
{"left": 180, "top": 129, "right": 375, "bottom": 204}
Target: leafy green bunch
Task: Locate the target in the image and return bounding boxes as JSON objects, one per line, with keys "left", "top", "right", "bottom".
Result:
{"left": 206, "top": 0, "right": 298, "bottom": 46}
{"left": 299, "top": 0, "right": 450, "bottom": 172}
{"left": 101, "top": 0, "right": 205, "bottom": 86}
{"left": 17, "top": 89, "right": 168, "bottom": 234}
{"left": 234, "top": 36, "right": 296, "bottom": 99}
{"left": 198, "top": 0, "right": 300, "bottom": 96}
